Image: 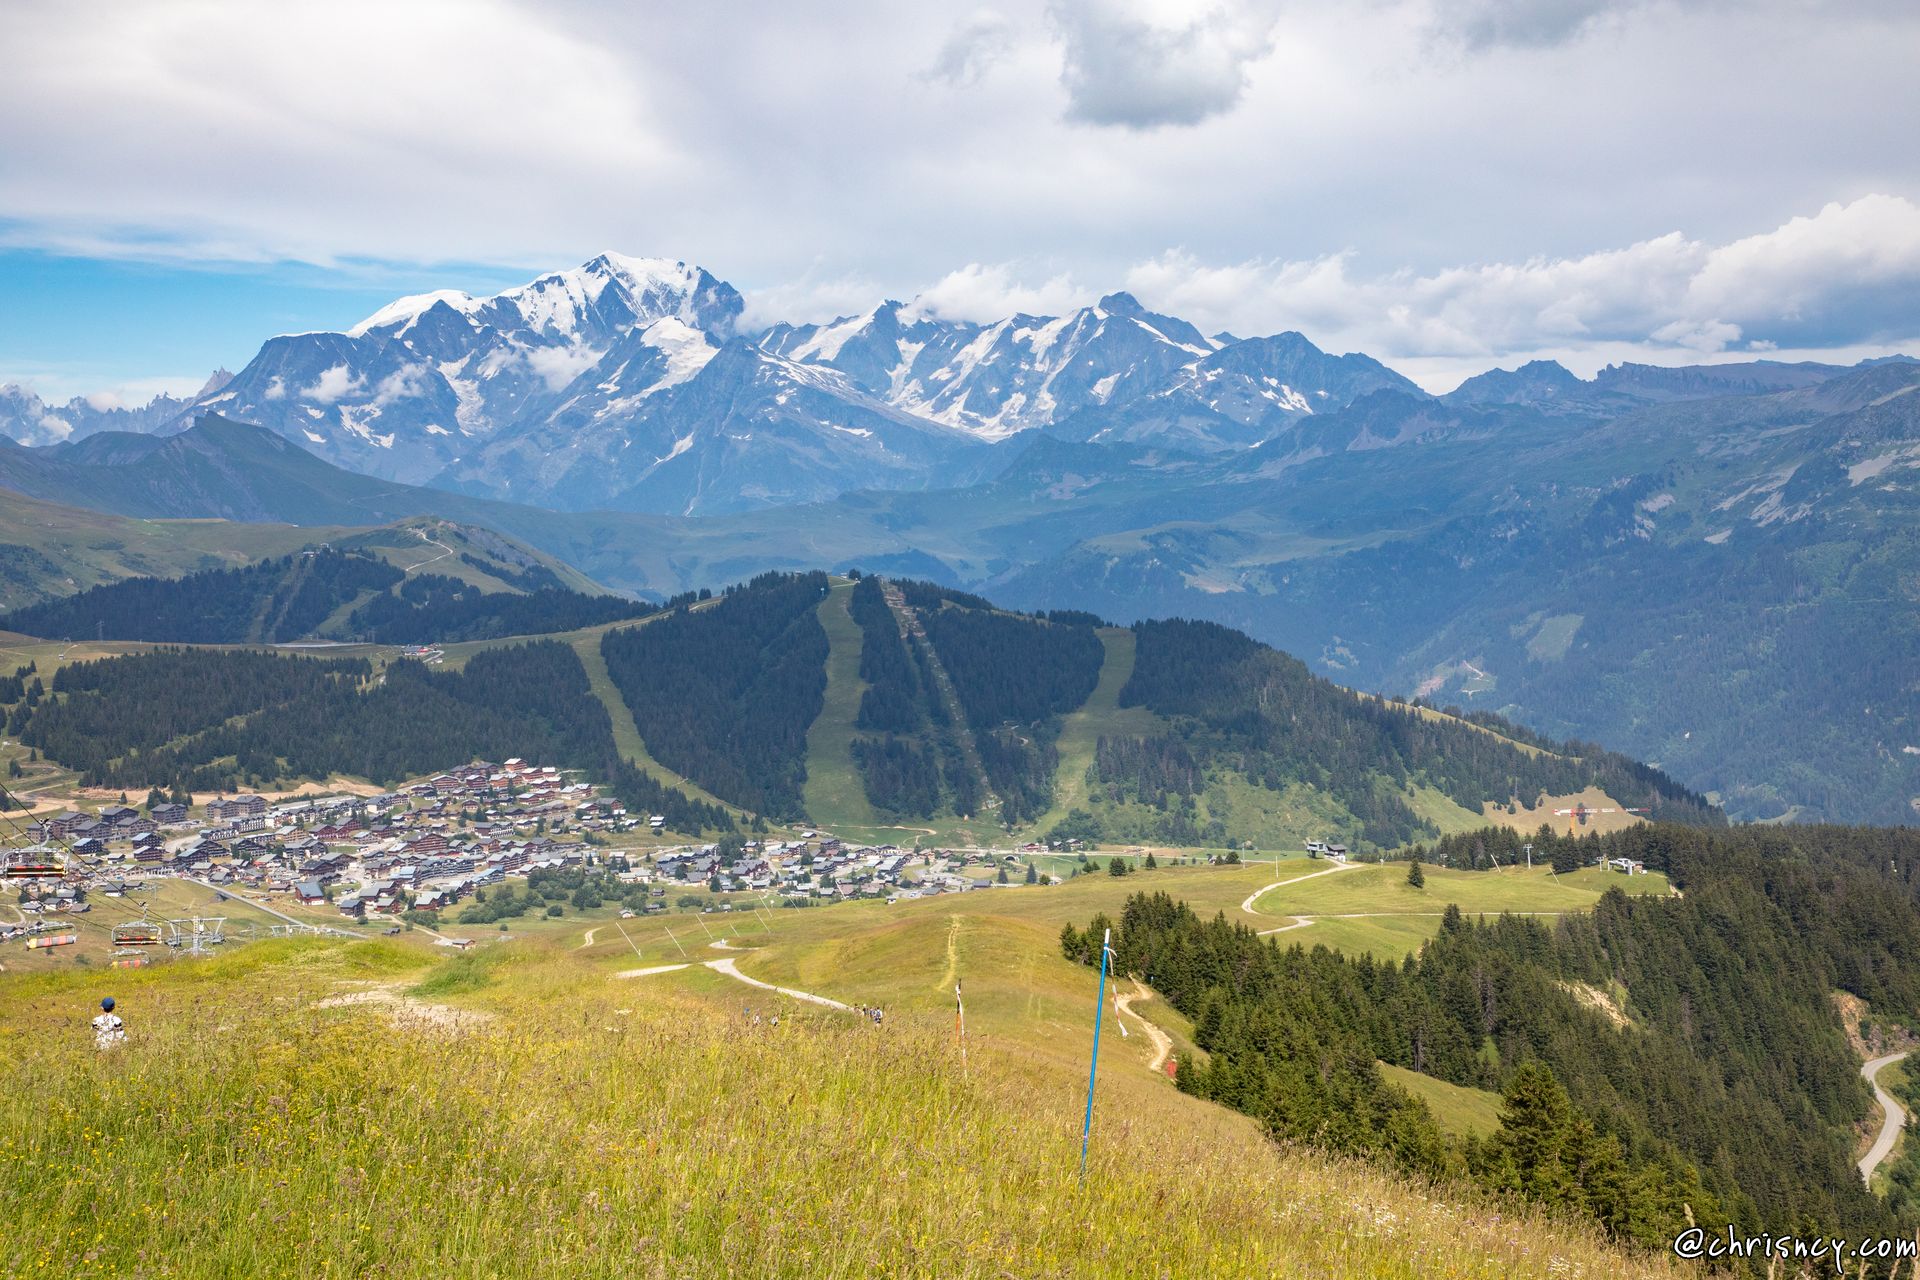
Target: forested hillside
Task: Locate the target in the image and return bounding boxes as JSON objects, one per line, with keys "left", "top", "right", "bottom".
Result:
{"left": 914, "top": 584, "right": 1105, "bottom": 826}
{"left": 1, "top": 548, "right": 650, "bottom": 644}
{"left": 3, "top": 551, "right": 403, "bottom": 643}
{"left": 839, "top": 577, "right": 1107, "bottom": 825}
{"left": 7, "top": 369, "right": 1917, "bottom": 826}
{"left": 601, "top": 571, "right": 831, "bottom": 821}
{"left": 642, "top": 572, "right": 1714, "bottom": 842}
{"left": 10, "top": 644, "right": 730, "bottom": 833}
{"left": 1066, "top": 822, "right": 1920, "bottom": 1256}
{"left": 1068, "top": 618, "right": 1719, "bottom": 849}
{"left": 3, "top": 569, "right": 1723, "bottom": 846}
{"left": 343, "top": 574, "right": 649, "bottom": 643}
{"left": 839, "top": 576, "right": 976, "bottom": 819}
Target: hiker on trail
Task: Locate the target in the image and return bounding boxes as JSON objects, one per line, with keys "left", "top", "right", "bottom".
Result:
{"left": 92, "top": 997, "right": 125, "bottom": 1050}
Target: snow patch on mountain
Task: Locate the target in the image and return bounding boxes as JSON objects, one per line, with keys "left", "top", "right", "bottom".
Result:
{"left": 347, "top": 289, "right": 480, "bottom": 338}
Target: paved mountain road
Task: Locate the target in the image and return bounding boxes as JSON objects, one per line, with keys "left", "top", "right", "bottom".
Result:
{"left": 1859, "top": 1050, "right": 1912, "bottom": 1183}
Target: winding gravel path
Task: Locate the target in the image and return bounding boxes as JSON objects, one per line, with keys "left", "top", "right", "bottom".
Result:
{"left": 1114, "top": 980, "right": 1173, "bottom": 1073}
{"left": 1239, "top": 861, "right": 1359, "bottom": 922}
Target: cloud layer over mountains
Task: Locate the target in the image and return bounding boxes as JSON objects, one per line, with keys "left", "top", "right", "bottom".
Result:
{"left": 0, "top": 0, "right": 1914, "bottom": 395}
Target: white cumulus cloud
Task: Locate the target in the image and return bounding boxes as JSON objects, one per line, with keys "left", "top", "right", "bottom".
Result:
{"left": 926, "top": 9, "right": 1017, "bottom": 85}
{"left": 524, "top": 344, "right": 604, "bottom": 391}
{"left": 1050, "top": 0, "right": 1279, "bottom": 128}
{"left": 302, "top": 363, "right": 364, "bottom": 404}
{"left": 372, "top": 363, "right": 433, "bottom": 405}
{"left": 1118, "top": 195, "right": 1920, "bottom": 364}
{"left": 908, "top": 262, "right": 1092, "bottom": 321}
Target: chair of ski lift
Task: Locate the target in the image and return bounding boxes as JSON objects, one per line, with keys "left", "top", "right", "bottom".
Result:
{"left": 112, "top": 921, "right": 164, "bottom": 947}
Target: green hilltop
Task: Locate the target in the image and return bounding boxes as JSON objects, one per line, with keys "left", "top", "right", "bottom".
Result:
{"left": 2, "top": 569, "right": 1719, "bottom": 853}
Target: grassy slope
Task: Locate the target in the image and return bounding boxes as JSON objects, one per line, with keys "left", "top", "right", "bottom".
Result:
{"left": 0, "top": 489, "right": 340, "bottom": 611}
{"left": 1254, "top": 861, "right": 1672, "bottom": 917}
{"left": 800, "top": 581, "right": 883, "bottom": 832}
{"left": 0, "top": 888, "right": 1692, "bottom": 1279}
{"left": 1245, "top": 861, "right": 1674, "bottom": 960}
{"left": 1489, "top": 785, "right": 1650, "bottom": 837}
{"left": 1404, "top": 783, "right": 1499, "bottom": 835}
{"left": 1379, "top": 1062, "right": 1505, "bottom": 1137}
{"left": 567, "top": 621, "right": 739, "bottom": 815}
{"left": 1029, "top": 626, "right": 1165, "bottom": 835}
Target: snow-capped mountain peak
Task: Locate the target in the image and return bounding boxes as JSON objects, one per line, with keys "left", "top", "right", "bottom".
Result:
{"left": 347, "top": 289, "right": 481, "bottom": 338}
{"left": 189, "top": 255, "right": 751, "bottom": 485}
{"left": 347, "top": 255, "right": 742, "bottom": 345}
{"left": 760, "top": 290, "right": 1221, "bottom": 441}
{"left": 11, "top": 251, "right": 1491, "bottom": 511}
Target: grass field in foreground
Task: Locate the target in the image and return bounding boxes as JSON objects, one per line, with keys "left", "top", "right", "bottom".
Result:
{"left": 0, "top": 933, "right": 1692, "bottom": 1279}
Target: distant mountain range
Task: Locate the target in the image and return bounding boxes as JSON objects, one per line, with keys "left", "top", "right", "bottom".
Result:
{"left": 0, "top": 370, "right": 231, "bottom": 447}
{"left": 1, "top": 252, "right": 1917, "bottom": 827}
{"left": 16, "top": 251, "right": 1813, "bottom": 517}
{"left": 7, "top": 252, "right": 1910, "bottom": 521}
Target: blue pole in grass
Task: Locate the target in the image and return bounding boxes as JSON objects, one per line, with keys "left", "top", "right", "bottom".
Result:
{"left": 1079, "top": 927, "right": 1111, "bottom": 1183}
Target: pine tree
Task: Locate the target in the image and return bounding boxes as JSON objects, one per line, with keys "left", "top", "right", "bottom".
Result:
{"left": 1485, "top": 1060, "right": 1579, "bottom": 1207}
{"left": 1407, "top": 857, "right": 1425, "bottom": 888}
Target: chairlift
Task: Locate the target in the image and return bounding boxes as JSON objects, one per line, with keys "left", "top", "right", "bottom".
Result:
{"left": 4, "top": 858, "right": 65, "bottom": 879}
{"left": 111, "top": 922, "right": 164, "bottom": 948}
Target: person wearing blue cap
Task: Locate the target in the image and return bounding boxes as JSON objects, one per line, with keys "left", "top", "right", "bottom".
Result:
{"left": 92, "top": 996, "right": 125, "bottom": 1050}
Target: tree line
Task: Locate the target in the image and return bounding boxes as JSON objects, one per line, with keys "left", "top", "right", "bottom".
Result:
{"left": 1085, "top": 618, "right": 1719, "bottom": 850}
{"left": 2, "top": 550, "right": 403, "bottom": 643}
{"left": 1063, "top": 822, "right": 1920, "bottom": 1260}
{"left": 15, "top": 643, "right": 730, "bottom": 833}
{"left": 919, "top": 594, "right": 1103, "bottom": 826}
{"left": 346, "top": 572, "right": 650, "bottom": 642}
{"left": 1, "top": 548, "right": 651, "bottom": 646}
{"left": 601, "top": 571, "right": 830, "bottom": 822}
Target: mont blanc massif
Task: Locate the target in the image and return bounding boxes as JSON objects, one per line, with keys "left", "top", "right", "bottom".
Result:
{"left": 2, "top": 251, "right": 1916, "bottom": 829}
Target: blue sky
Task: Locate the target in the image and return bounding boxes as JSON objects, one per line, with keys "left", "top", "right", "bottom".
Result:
{"left": 0, "top": 250, "right": 535, "bottom": 402}
{"left": 2, "top": 0, "right": 1917, "bottom": 401}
